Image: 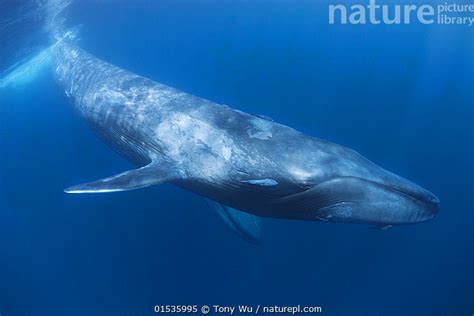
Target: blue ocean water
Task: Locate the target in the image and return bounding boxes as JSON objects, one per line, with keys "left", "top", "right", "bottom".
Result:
{"left": 0, "top": 1, "right": 473, "bottom": 315}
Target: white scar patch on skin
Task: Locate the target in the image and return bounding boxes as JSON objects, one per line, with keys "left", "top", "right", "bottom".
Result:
{"left": 222, "top": 146, "right": 232, "bottom": 160}
{"left": 288, "top": 166, "right": 314, "bottom": 181}
{"left": 241, "top": 179, "right": 278, "bottom": 186}
{"left": 154, "top": 112, "right": 236, "bottom": 177}
{"left": 336, "top": 205, "right": 353, "bottom": 218}
{"left": 247, "top": 117, "right": 273, "bottom": 140}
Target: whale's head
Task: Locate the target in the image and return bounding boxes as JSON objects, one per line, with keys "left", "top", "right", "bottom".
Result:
{"left": 287, "top": 143, "right": 439, "bottom": 227}
{"left": 307, "top": 174, "right": 439, "bottom": 226}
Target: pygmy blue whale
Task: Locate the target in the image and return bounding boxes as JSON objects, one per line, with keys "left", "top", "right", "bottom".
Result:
{"left": 51, "top": 41, "right": 439, "bottom": 242}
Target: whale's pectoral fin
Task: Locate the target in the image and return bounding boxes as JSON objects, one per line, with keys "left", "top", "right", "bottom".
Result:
{"left": 64, "top": 162, "right": 175, "bottom": 194}
{"left": 206, "top": 199, "right": 262, "bottom": 244}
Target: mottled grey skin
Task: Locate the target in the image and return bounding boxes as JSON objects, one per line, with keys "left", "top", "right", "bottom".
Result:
{"left": 55, "top": 43, "right": 439, "bottom": 226}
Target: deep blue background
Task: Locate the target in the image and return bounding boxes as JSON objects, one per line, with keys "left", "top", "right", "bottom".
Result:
{"left": 0, "top": 1, "right": 473, "bottom": 315}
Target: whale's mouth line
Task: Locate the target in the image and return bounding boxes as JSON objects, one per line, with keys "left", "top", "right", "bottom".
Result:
{"left": 354, "top": 177, "right": 440, "bottom": 206}
{"left": 312, "top": 176, "right": 439, "bottom": 207}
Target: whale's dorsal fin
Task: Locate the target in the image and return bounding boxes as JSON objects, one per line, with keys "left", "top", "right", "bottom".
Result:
{"left": 64, "top": 162, "right": 175, "bottom": 194}
{"left": 206, "top": 199, "right": 262, "bottom": 244}
{"left": 254, "top": 114, "right": 274, "bottom": 121}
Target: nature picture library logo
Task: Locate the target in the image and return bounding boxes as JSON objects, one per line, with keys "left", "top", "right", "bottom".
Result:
{"left": 328, "top": 0, "right": 474, "bottom": 26}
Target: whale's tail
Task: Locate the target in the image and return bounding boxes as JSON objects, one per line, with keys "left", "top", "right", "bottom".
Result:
{"left": 0, "top": 47, "right": 53, "bottom": 89}
{"left": 0, "top": 0, "right": 74, "bottom": 90}
{"left": 0, "top": 27, "right": 79, "bottom": 90}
